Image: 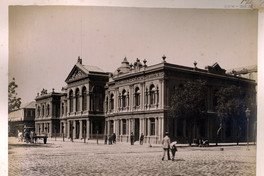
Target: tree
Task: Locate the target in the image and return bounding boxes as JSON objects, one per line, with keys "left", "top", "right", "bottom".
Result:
{"left": 8, "top": 78, "right": 21, "bottom": 113}
{"left": 215, "top": 85, "right": 251, "bottom": 145}
{"left": 168, "top": 79, "right": 207, "bottom": 145}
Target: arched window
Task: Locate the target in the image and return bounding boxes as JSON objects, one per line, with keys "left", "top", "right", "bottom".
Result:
{"left": 105, "top": 96, "right": 108, "bottom": 112}
{"left": 69, "top": 90, "right": 73, "bottom": 112}
{"left": 82, "top": 87, "right": 87, "bottom": 111}
{"left": 38, "top": 106, "right": 40, "bottom": 117}
{"left": 150, "top": 84, "right": 155, "bottom": 105}
{"left": 122, "top": 89, "right": 126, "bottom": 108}
{"left": 135, "top": 87, "right": 140, "bottom": 107}
{"left": 47, "top": 104, "right": 50, "bottom": 116}
{"left": 76, "top": 88, "right": 80, "bottom": 112}
{"left": 156, "top": 87, "right": 159, "bottom": 105}
{"left": 42, "top": 105, "right": 45, "bottom": 116}
{"left": 61, "top": 103, "right": 64, "bottom": 116}
{"left": 110, "top": 94, "right": 114, "bottom": 111}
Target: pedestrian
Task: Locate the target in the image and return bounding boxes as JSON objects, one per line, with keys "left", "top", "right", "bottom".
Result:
{"left": 108, "top": 135, "right": 112, "bottom": 145}
{"left": 170, "top": 141, "right": 177, "bottom": 161}
{"left": 140, "top": 133, "right": 144, "bottom": 145}
{"left": 105, "top": 135, "right": 108, "bottom": 144}
{"left": 30, "top": 130, "right": 34, "bottom": 143}
{"left": 161, "top": 132, "right": 171, "bottom": 160}
{"left": 25, "top": 131, "right": 30, "bottom": 143}
{"left": 112, "top": 133, "right": 116, "bottom": 144}
{"left": 130, "top": 132, "right": 134, "bottom": 145}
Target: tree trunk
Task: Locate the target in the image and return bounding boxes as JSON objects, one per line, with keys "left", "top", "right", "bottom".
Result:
{"left": 216, "top": 123, "right": 222, "bottom": 146}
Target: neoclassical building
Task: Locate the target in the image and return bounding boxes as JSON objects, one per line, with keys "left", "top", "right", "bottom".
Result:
{"left": 104, "top": 56, "right": 257, "bottom": 144}
{"left": 35, "top": 57, "right": 109, "bottom": 139}
{"left": 35, "top": 56, "right": 256, "bottom": 144}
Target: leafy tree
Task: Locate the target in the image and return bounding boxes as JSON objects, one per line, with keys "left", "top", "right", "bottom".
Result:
{"left": 215, "top": 85, "right": 252, "bottom": 145}
{"left": 168, "top": 79, "right": 207, "bottom": 145}
{"left": 8, "top": 78, "right": 21, "bottom": 113}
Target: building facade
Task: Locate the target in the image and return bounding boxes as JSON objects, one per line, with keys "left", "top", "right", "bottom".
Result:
{"left": 104, "top": 57, "right": 257, "bottom": 144}
{"left": 34, "top": 56, "right": 257, "bottom": 144}
{"left": 35, "top": 57, "right": 109, "bottom": 139}
{"left": 8, "top": 101, "right": 35, "bottom": 136}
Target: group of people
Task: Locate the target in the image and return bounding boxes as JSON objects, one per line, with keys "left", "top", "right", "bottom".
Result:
{"left": 18, "top": 129, "right": 36, "bottom": 143}
{"left": 105, "top": 133, "right": 116, "bottom": 145}
{"left": 161, "top": 132, "right": 178, "bottom": 161}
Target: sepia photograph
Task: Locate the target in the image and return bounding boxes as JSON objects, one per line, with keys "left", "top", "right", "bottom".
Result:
{"left": 2, "top": 0, "right": 264, "bottom": 175}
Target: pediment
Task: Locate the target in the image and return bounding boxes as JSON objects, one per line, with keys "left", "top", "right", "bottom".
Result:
{"left": 206, "top": 62, "right": 226, "bottom": 75}
{"left": 65, "top": 66, "right": 88, "bottom": 82}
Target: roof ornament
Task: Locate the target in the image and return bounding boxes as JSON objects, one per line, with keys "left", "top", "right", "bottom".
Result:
{"left": 77, "top": 56, "right": 82, "bottom": 64}
{"left": 194, "top": 61, "right": 197, "bottom": 69}
{"left": 143, "top": 59, "right": 147, "bottom": 67}
{"left": 162, "top": 55, "right": 166, "bottom": 63}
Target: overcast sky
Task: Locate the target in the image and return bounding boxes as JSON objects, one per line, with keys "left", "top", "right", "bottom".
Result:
{"left": 9, "top": 6, "right": 258, "bottom": 104}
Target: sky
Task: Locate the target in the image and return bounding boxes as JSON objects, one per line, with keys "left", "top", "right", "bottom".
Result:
{"left": 9, "top": 6, "right": 258, "bottom": 104}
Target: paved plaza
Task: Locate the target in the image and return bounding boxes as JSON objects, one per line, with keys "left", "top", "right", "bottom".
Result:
{"left": 8, "top": 137, "right": 256, "bottom": 176}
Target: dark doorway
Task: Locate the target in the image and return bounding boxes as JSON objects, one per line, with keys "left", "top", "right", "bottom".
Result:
{"left": 134, "top": 119, "right": 140, "bottom": 141}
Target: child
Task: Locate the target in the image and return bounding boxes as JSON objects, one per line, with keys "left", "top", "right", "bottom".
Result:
{"left": 170, "top": 141, "right": 177, "bottom": 161}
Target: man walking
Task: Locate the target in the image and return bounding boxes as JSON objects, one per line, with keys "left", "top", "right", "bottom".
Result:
{"left": 161, "top": 132, "right": 171, "bottom": 160}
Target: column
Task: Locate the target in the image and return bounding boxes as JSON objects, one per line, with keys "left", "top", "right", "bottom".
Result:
{"left": 161, "top": 80, "right": 164, "bottom": 109}
{"left": 87, "top": 93, "right": 90, "bottom": 112}
{"left": 114, "top": 89, "right": 118, "bottom": 113}
{"left": 148, "top": 92, "right": 151, "bottom": 108}
{"left": 86, "top": 119, "right": 90, "bottom": 139}
{"left": 140, "top": 83, "right": 143, "bottom": 110}
{"left": 79, "top": 120, "right": 83, "bottom": 139}
{"left": 155, "top": 117, "right": 158, "bottom": 136}
{"left": 49, "top": 122, "right": 52, "bottom": 137}
{"left": 159, "top": 117, "right": 162, "bottom": 141}
{"left": 107, "top": 120, "right": 110, "bottom": 136}
{"left": 50, "top": 103, "right": 53, "bottom": 117}
{"left": 64, "top": 100, "right": 67, "bottom": 116}
{"left": 147, "top": 118, "right": 151, "bottom": 137}
{"left": 114, "top": 120, "right": 116, "bottom": 134}
{"left": 161, "top": 117, "right": 164, "bottom": 138}
{"left": 73, "top": 92, "right": 76, "bottom": 113}
{"left": 73, "top": 120, "right": 76, "bottom": 139}
{"left": 67, "top": 98, "right": 70, "bottom": 115}
{"left": 142, "top": 83, "right": 145, "bottom": 110}
{"left": 67, "top": 120, "right": 70, "bottom": 138}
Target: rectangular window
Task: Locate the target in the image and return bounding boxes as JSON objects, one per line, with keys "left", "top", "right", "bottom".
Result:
{"left": 122, "top": 119, "right": 126, "bottom": 135}
{"left": 150, "top": 118, "right": 155, "bottom": 136}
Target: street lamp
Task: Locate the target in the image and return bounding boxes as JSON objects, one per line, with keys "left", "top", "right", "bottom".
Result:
{"left": 245, "top": 108, "right": 251, "bottom": 150}
{"left": 62, "top": 124, "right": 64, "bottom": 142}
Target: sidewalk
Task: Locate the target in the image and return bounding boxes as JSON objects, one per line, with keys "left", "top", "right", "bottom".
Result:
{"left": 31, "top": 136, "right": 257, "bottom": 148}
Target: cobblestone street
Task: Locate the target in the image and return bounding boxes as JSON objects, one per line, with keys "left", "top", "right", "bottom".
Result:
{"left": 8, "top": 137, "right": 256, "bottom": 176}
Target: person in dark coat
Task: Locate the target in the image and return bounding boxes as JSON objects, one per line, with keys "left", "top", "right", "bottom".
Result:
{"left": 130, "top": 132, "right": 134, "bottom": 145}
{"left": 170, "top": 141, "right": 177, "bottom": 161}
{"left": 108, "top": 135, "right": 112, "bottom": 145}
{"left": 140, "top": 133, "right": 144, "bottom": 145}
{"left": 112, "top": 133, "right": 116, "bottom": 144}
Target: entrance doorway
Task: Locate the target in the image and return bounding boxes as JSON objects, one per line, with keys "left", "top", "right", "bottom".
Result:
{"left": 134, "top": 119, "right": 140, "bottom": 141}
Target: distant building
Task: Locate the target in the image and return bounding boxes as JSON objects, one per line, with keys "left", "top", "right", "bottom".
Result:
{"left": 8, "top": 101, "right": 35, "bottom": 136}
{"left": 227, "top": 65, "right": 257, "bottom": 83}
{"left": 34, "top": 56, "right": 257, "bottom": 144}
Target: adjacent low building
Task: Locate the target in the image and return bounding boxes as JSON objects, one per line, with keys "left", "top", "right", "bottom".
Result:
{"left": 8, "top": 101, "right": 36, "bottom": 136}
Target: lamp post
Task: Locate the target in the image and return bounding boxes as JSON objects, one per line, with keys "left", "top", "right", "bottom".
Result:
{"left": 245, "top": 108, "right": 251, "bottom": 150}
{"left": 62, "top": 124, "right": 64, "bottom": 142}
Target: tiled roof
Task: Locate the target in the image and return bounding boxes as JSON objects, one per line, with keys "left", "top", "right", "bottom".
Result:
{"left": 21, "top": 101, "right": 35, "bottom": 109}
{"left": 83, "top": 65, "right": 104, "bottom": 72}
